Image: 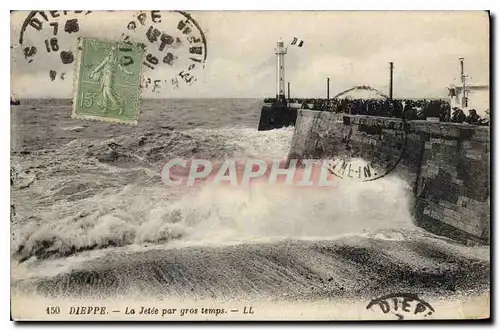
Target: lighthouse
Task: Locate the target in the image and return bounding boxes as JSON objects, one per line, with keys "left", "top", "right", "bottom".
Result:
{"left": 275, "top": 40, "right": 287, "bottom": 103}
{"left": 257, "top": 39, "right": 297, "bottom": 130}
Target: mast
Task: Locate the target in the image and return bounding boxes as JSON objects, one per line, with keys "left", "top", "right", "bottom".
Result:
{"left": 327, "top": 77, "right": 330, "bottom": 101}
{"left": 389, "top": 62, "right": 394, "bottom": 101}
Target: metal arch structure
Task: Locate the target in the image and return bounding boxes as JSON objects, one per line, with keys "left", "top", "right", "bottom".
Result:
{"left": 332, "top": 85, "right": 390, "bottom": 100}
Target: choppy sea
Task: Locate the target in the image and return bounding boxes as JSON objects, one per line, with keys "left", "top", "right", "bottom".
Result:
{"left": 10, "top": 99, "right": 489, "bottom": 300}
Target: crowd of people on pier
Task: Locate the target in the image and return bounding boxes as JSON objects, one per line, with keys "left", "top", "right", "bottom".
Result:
{"left": 263, "top": 97, "right": 489, "bottom": 126}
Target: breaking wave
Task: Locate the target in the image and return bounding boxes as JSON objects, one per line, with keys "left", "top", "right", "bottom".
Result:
{"left": 11, "top": 124, "right": 421, "bottom": 262}
{"left": 12, "top": 176, "right": 417, "bottom": 262}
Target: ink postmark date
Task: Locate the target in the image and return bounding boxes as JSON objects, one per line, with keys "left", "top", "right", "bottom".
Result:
{"left": 13, "top": 10, "right": 207, "bottom": 127}
{"left": 16, "top": 10, "right": 207, "bottom": 93}
{"left": 124, "top": 10, "right": 207, "bottom": 93}
{"left": 72, "top": 37, "right": 144, "bottom": 124}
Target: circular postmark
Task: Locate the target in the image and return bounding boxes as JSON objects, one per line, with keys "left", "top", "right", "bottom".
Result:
{"left": 322, "top": 85, "right": 408, "bottom": 182}
{"left": 366, "top": 293, "right": 435, "bottom": 320}
{"left": 123, "top": 10, "right": 207, "bottom": 93}
{"left": 14, "top": 10, "right": 207, "bottom": 93}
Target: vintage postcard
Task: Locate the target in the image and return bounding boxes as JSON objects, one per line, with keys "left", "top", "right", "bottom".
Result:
{"left": 10, "top": 10, "right": 490, "bottom": 321}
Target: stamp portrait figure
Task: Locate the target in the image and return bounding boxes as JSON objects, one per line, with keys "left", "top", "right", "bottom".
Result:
{"left": 72, "top": 37, "right": 144, "bottom": 124}
{"left": 89, "top": 46, "right": 133, "bottom": 115}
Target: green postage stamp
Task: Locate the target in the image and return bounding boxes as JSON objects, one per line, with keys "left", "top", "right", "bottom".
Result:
{"left": 72, "top": 37, "right": 145, "bottom": 124}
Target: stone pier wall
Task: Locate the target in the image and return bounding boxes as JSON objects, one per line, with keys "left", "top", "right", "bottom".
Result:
{"left": 289, "top": 110, "right": 490, "bottom": 245}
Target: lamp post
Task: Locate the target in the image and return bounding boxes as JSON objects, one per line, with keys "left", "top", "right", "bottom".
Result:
{"left": 459, "top": 57, "right": 467, "bottom": 108}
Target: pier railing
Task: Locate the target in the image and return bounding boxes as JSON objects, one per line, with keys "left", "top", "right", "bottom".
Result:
{"left": 262, "top": 98, "right": 489, "bottom": 126}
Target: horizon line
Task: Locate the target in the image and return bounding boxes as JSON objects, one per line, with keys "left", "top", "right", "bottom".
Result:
{"left": 12, "top": 96, "right": 450, "bottom": 100}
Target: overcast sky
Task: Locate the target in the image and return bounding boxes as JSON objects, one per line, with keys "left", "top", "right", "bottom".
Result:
{"left": 11, "top": 10, "right": 489, "bottom": 99}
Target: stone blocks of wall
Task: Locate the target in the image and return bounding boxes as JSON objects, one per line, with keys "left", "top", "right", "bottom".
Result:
{"left": 289, "top": 110, "right": 490, "bottom": 245}
{"left": 413, "top": 121, "right": 490, "bottom": 244}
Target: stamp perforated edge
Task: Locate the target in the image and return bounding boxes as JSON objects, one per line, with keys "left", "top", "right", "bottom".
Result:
{"left": 71, "top": 37, "right": 146, "bottom": 126}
